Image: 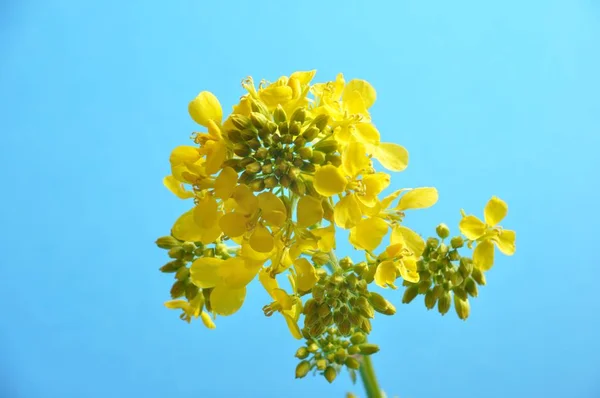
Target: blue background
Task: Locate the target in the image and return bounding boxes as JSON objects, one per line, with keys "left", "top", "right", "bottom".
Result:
{"left": 1, "top": 1, "right": 599, "bottom": 397}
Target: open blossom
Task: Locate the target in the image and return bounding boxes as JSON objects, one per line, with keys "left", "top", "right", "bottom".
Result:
{"left": 155, "top": 70, "right": 517, "bottom": 383}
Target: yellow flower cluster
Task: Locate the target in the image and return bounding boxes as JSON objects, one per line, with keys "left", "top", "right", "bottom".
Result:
{"left": 155, "top": 70, "right": 517, "bottom": 382}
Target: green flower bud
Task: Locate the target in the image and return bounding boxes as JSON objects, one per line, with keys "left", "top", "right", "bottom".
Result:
{"left": 453, "top": 287, "right": 467, "bottom": 300}
{"left": 438, "top": 243, "right": 449, "bottom": 256}
{"left": 181, "top": 241, "right": 196, "bottom": 253}
{"left": 360, "top": 317, "right": 372, "bottom": 334}
{"left": 240, "top": 128, "right": 257, "bottom": 141}
{"left": 450, "top": 236, "right": 464, "bottom": 249}
{"left": 170, "top": 280, "right": 186, "bottom": 298}
{"left": 278, "top": 122, "right": 289, "bottom": 135}
{"left": 326, "top": 153, "right": 342, "bottom": 167}
{"left": 297, "top": 146, "right": 313, "bottom": 160}
{"left": 459, "top": 257, "right": 473, "bottom": 279}
{"left": 168, "top": 246, "right": 185, "bottom": 259}
{"left": 290, "top": 107, "right": 307, "bottom": 124}
{"left": 264, "top": 175, "right": 279, "bottom": 189}
{"left": 339, "top": 319, "right": 352, "bottom": 336}
{"left": 454, "top": 295, "right": 470, "bottom": 320}
{"left": 249, "top": 97, "right": 270, "bottom": 116}
{"left": 237, "top": 171, "right": 254, "bottom": 185}
{"left": 307, "top": 343, "right": 319, "bottom": 353}
{"left": 318, "top": 304, "right": 332, "bottom": 318}
{"left": 250, "top": 112, "right": 269, "bottom": 129}
{"left": 233, "top": 143, "right": 251, "bottom": 157}
{"left": 465, "top": 278, "right": 478, "bottom": 297}
{"left": 230, "top": 114, "right": 253, "bottom": 130}
{"left": 424, "top": 289, "right": 438, "bottom": 310}
{"left": 350, "top": 332, "right": 366, "bottom": 345}
{"left": 302, "top": 128, "right": 319, "bottom": 144}
{"left": 335, "top": 348, "right": 347, "bottom": 363}
{"left": 448, "top": 250, "right": 460, "bottom": 261}
{"left": 418, "top": 280, "right": 431, "bottom": 294}
{"left": 436, "top": 223, "right": 450, "bottom": 239}
{"left": 311, "top": 150, "right": 326, "bottom": 165}
{"left": 313, "top": 139, "right": 338, "bottom": 153}
{"left": 289, "top": 121, "right": 302, "bottom": 137}
{"left": 290, "top": 179, "right": 306, "bottom": 196}
{"left": 185, "top": 283, "right": 199, "bottom": 300}
{"left": 247, "top": 138, "right": 261, "bottom": 150}
{"left": 471, "top": 267, "right": 487, "bottom": 286}
{"left": 369, "top": 292, "right": 395, "bottom": 315}
{"left": 282, "top": 134, "right": 294, "bottom": 144}
{"left": 303, "top": 298, "right": 318, "bottom": 315}
{"left": 345, "top": 357, "right": 361, "bottom": 370}
{"left": 358, "top": 344, "right": 380, "bottom": 355}
{"left": 273, "top": 104, "right": 287, "bottom": 124}
{"left": 324, "top": 366, "right": 337, "bottom": 383}
{"left": 438, "top": 292, "right": 451, "bottom": 315}
{"left": 432, "top": 284, "right": 444, "bottom": 299}
{"left": 309, "top": 322, "right": 326, "bottom": 337}
{"left": 402, "top": 285, "right": 419, "bottom": 304}
{"left": 175, "top": 265, "right": 190, "bottom": 281}
{"left": 226, "top": 128, "right": 243, "bottom": 143}
{"left": 255, "top": 147, "right": 269, "bottom": 160}
{"left": 249, "top": 178, "right": 265, "bottom": 192}
{"left": 279, "top": 174, "right": 291, "bottom": 188}
{"left": 159, "top": 260, "right": 185, "bottom": 273}
{"left": 293, "top": 135, "right": 306, "bottom": 148}
{"left": 295, "top": 361, "right": 311, "bottom": 379}
{"left": 245, "top": 161, "right": 262, "bottom": 174}
{"left": 316, "top": 358, "right": 328, "bottom": 371}
{"left": 311, "top": 113, "right": 329, "bottom": 131}
{"left": 427, "top": 237, "right": 440, "bottom": 249}
{"left": 155, "top": 236, "right": 181, "bottom": 249}
{"left": 295, "top": 347, "right": 309, "bottom": 359}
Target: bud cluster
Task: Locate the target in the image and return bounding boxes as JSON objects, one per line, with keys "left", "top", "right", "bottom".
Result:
{"left": 401, "top": 224, "right": 487, "bottom": 320}
{"left": 221, "top": 101, "right": 335, "bottom": 196}
{"left": 294, "top": 327, "right": 379, "bottom": 383}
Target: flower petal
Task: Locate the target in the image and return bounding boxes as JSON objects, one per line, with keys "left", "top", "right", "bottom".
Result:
{"left": 210, "top": 285, "right": 246, "bottom": 316}
{"left": 163, "top": 175, "right": 195, "bottom": 199}
{"left": 219, "top": 212, "right": 247, "bottom": 237}
{"left": 190, "top": 257, "right": 223, "bottom": 288}
{"left": 297, "top": 196, "right": 324, "bottom": 228}
{"left": 334, "top": 193, "right": 362, "bottom": 229}
{"left": 396, "top": 187, "right": 438, "bottom": 211}
{"left": 232, "top": 185, "right": 259, "bottom": 215}
{"left": 293, "top": 258, "right": 318, "bottom": 292}
{"left": 282, "top": 312, "right": 302, "bottom": 339}
{"left": 170, "top": 145, "right": 201, "bottom": 166}
{"left": 459, "top": 215, "right": 487, "bottom": 240}
{"left": 342, "top": 141, "right": 370, "bottom": 178}
{"left": 171, "top": 209, "right": 202, "bottom": 242}
{"left": 193, "top": 196, "right": 219, "bottom": 229}
{"left": 349, "top": 217, "right": 388, "bottom": 251}
{"left": 258, "top": 192, "right": 287, "bottom": 227}
{"left": 391, "top": 226, "right": 426, "bottom": 257}
{"left": 374, "top": 260, "right": 397, "bottom": 288}
{"left": 314, "top": 165, "right": 347, "bottom": 197}
{"left": 354, "top": 123, "right": 380, "bottom": 145}
{"left": 249, "top": 223, "right": 274, "bottom": 253}
{"left": 204, "top": 141, "right": 227, "bottom": 175}
{"left": 493, "top": 229, "right": 516, "bottom": 255}
{"left": 188, "top": 91, "right": 223, "bottom": 127}
{"left": 399, "top": 256, "right": 420, "bottom": 283}
{"left": 200, "top": 312, "right": 216, "bottom": 329}
{"left": 312, "top": 224, "right": 336, "bottom": 252}
{"left": 343, "top": 79, "right": 377, "bottom": 109}
{"left": 484, "top": 196, "right": 508, "bottom": 226}
{"left": 214, "top": 167, "right": 238, "bottom": 200}
{"left": 218, "top": 257, "right": 260, "bottom": 289}
{"left": 373, "top": 142, "right": 409, "bottom": 172}
{"left": 473, "top": 240, "right": 495, "bottom": 271}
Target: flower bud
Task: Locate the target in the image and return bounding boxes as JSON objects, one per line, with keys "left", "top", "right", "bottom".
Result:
{"left": 465, "top": 278, "right": 478, "bottom": 297}
{"left": 255, "top": 147, "right": 268, "bottom": 160}
{"left": 264, "top": 175, "right": 279, "bottom": 189}
{"left": 185, "top": 283, "right": 199, "bottom": 300}
{"left": 226, "top": 129, "right": 243, "bottom": 143}
{"left": 453, "top": 287, "right": 467, "bottom": 300}
{"left": 297, "top": 146, "right": 313, "bottom": 160}
{"left": 247, "top": 138, "right": 261, "bottom": 150}
{"left": 438, "top": 292, "right": 451, "bottom": 315}
{"left": 454, "top": 295, "right": 470, "bottom": 320}
{"left": 240, "top": 128, "right": 257, "bottom": 141}
{"left": 316, "top": 359, "right": 327, "bottom": 371}
{"left": 471, "top": 267, "right": 487, "bottom": 285}
{"left": 159, "top": 260, "right": 185, "bottom": 273}
{"left": 311, "top": 150, "right": 326, "bottom": 165}
{"left": 230, "top": 114, "right": 253, "bottom": 130}
{"left": 402, "top": 285, "right": 419, "bottom": 304}
{"left": 249, "top": 97, "right": 270, "bottom": 116}
{"left": 448, "top": 250, "right": 460, "bottom": 261}
{"left": 350, "top": 332, "right": 366, "bottom": 345}
{"left": 170, "top": 280, "right": 186, "bottom": 298}
{"left": 290, "top": 107, "right": 307, "bottom": 124}
{"left": 335, "top": 348, "right": 347, "bottom": 363}
{"left": 295, "top": 361, "right": 311, "bottom": 378}
{"left": 289, "top": 121, "right": 302, "bottom": 137}
{"left": 311, "top": 114, "right": 329, "bottom": 131}
{"left": 233, "top": 143, "right": 251, "bottom": 157}
{"left": 249, "top": 178, "right": 265, "bottom": 192}
{"left": 426, "top": 237, "right": 440, "bottom": 249}
{"left": 326, "top": 153, "right": 342, "bottom": 167}
{"left": 181, "top": 241, "right": 196, "bottom": 253}
{"left": 273, "top": 105, "right": 287, "bottom": 124}
{"left": 417, "top": 280, "right": 431, "bottom": 294}
{"left": 324, "top": 366, "right": 337, "bottom": 383}
{"left": 250, "top": 112, "right": 269, "bottom": 129}
{"left": 245, "top": 161, "right": 262, "bottom": 174}
{"left": 436, "top": 223, "right": 450, "bottom": 239}
{"left": 450, "top": 236, "right": 464, "bottom": 249}
{"left": 313, "top": 139, "right": 338, "bottom": 153}
{"left": 302, "top": 126, "right": 320, "bottom": 141}
{"left": 358, "top": 344, "right": 380, "bottom": 355}
{"left": 295, "top": 347, "right": 309, "bottom": 359}
{"left": 168, "top": 246, "right": 185, "bottom": 259}
{"left": 424, "top": 289, "right": 437, "bottom": 310}
{"left": 369, "top": 292, "right": 395, "bottom": 315}
{"left": 458, "top": 257, "right": 473, "bottom": 278}
{"left": 345, "top": 357, "right": 360, "bottom": 370}
{"left": 339, "top": 319, "right": 352, "bottom": 336}
{"left": 155, "top": 236, "right": 181, "bottom": 249}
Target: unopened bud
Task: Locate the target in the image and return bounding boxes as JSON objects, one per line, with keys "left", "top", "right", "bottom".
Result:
{"left": 233, "top": 143, "right": 251, "bottom": 157}
{"left": 312, "top": 114, "right": 329, "bottom": 131}
{"left": 168, "top": 246, "right": 185, "bottom": 259}
{"left": 313, "top": 139, "right": 338, "bottom": 154}
{"left": 454, "top": 295, "right": 470, "bottom": 320}
{"left": 459, "top": 257, "right": 473, "bottom": 278}
{"left": 427, "top": 237, "right": 440, "bottom": 249}
{"left": 159, "top": 260, "right": 185, "bottom": 273}
{"left": 290, "top": 107, "right": 306, "bottom": 124}
{"left": 436, "top": 223, "right": 450, "bottom": 239}
{"left": 155, "top": 236, "right": 180, "bottom": 249}
{"left": 350, "top": 332, "right": 366, "bottom": 345}
{"left": 316, "top": 359, "right": 327, "bottom": 371}
{"left": 250, "top": 112, "right": 269, "bottom": 129}
{"left": 369, "top": 292, "right": 395, "bottom": 315}
{"left": 295, "top": 347, "right": 309, "bottom": 359}
{"left": 471, "top": 267, "right": 487, "bottom": 285}
{"left": 438, "top": 292, "right": 451, "bottom": 315}
{"left": 358, "top": 344, "right": 380, "bottom": 355}
{"left": 450, "top": 236, "right": 464, "bottom": 249}
{"left": 424, "top": 289, "right": 438, "bottom": 310}
{"left": 345, "top": 357, "right": 360, "bottom": 370}
{"left": 290, "top": 179, "right": 306, "bottom": 196}
{"left": 264, "top": 175, "right": 279, "bottom": 189}
{"left": 184, "top": 283, "right": 199, "bottom": 300}
{"left": 295, "top": 361, "right": 311, "bottom": 378}
{"left": 230, "top": 114, "right": 252, "bottom": 130}
{"left": 170, "top": 280, "right": 186, "bottom": 298}
{"left": 324, "top": 366, "right": 337, "bottom": 383}
{"left": 453, "top": 287, "right": 467, "bottom": 300}
{"left": 465, "top": 278, "right": 478, "bottom": 297}
{"left": 402, "top": 285, "right": 419, "bottom": 304}
{"left": 311, "top": 150, "right": 326, "bottom": 165}
{"left": 326, "top": 153, "right": 342, "bottom": 167}
{"left": 240, "top": 128, "right": 257, "bottom": 141}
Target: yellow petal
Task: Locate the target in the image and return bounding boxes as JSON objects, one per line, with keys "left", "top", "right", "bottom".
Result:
{"left": 372, "top": 142, "right": 409, "bottom": 172}
{"left": 297, "top": 196, "right": 324, "bottom": 228}
{"left": 290, "top": 70, "right": 317, "bottom": 85}
{"left": 258, "top": 192, "right": 287, "bottom": 227}
{"left": 342, "top": 141, "right": 370, "bottom": 178}
{"left": 163, "top": 175, "right": 195, "bottom": 199}
{"left": 314, "top": 165, "right": 347, "bottom": 197}
{"left": 258, "top": 268, "right": 279, "bottom": 298}
{"left": 219, "top": 212, "right": 247, "bottom": 237}
{"left": 188, "top": 91, "right": 223, "bottom": 127}
{"left": 342, "top": 89, "right": 369, "bottom": 118}
{"left": 193, "top": 195, "right": 219, "bottom": 229}
{"left": 312, "top": 224, "right": 336, "bottom": 252}
{"left": 484, "top": 196, "right": 508, "bottom": 226}
{"left": 473, "top": 240, "right": 495, "bottom": 271}
{"left": 399, "top": 256, "right": 420, "bottom": 283}
{"left": 396, "top": 187, "right": 438, "bottom": 211}
{"left": 493, "top": 229, "right": 516, "bottom": 255}
{"left": 232, "top": 185, "right": 259, "bottom": 215}
{"left": 170, "top": 145, "right": 201, "bottom": 166}
{"left": 249, "top": 223, "right": 274, "bottom": 253}
{"left": 391, "top": 226, "right": 426, "bottom": 257}
{"left": 343, "top": 79, "right": 377, "bottom": 109}
{"left": 360, "top": 173, "right": 390, "bottom": 207}
{"left": 200, "top": 312, "right": 216, "bottom": 329}
{"left": 459, "top": 215, "right": 487, "bottom": 240}
{"left": 282, "top": 312, "right": 302, "bottom": 339}
{"left": 352, "top": 123, "right": 380, "bottom": 145}
{"left": 164, "top": 300, "right": 189, "bottom": 310}
{"left": 171, "top": 209, "right": 202, "bottom": 242}
{"left": 334, "top": 193, "right": 362, "bottom": 229}
{"left": 210, "top": 285, "right": 246, "bottom": 316}
{"left": 190, "top": 257, "right": 223, "bottom": 288}
{"left": 271, "top": 288, "right": 294, "bottom": 310}
{"left": 374, "top": 260, "right": 397, "bottom": 288}
{"left": 218, "top": 257, "right": 260, "bottom": 289}
{"left": 214, "top": 167, "right": 238, "bottom": 200}
{"left": 204, "top": 141, "right": 227, "bottom": 175}
{"left": 380, "top": 189, "right": 407, "bottom": 209}
{"left": 199, "top": 213, "right": 223, "bottom": 244}
{"left": 241, "top": 241, "right": 272, "bottom": 262}
{"left": 259, "top": 85, "right": 293, "bottom": 108}
{"left": 349, "top": 217, "right": 389, "bottom": 251}
{"left": 293, "top": 258, "right": 318, "bottom": 292}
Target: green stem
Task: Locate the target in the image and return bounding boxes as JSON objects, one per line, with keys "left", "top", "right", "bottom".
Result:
{"left": 358, "top": 353, "right": 382, "bottom": 398}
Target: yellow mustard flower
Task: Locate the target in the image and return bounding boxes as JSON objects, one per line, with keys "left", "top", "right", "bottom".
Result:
{"left": 459, "top": 196, "right": 516, "bottom": 271}
{"left": 259, "top": 268, "right": 302, "bottom": 339}
{"left": 164, "top": 295, "right": 215, "bottom": 328}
